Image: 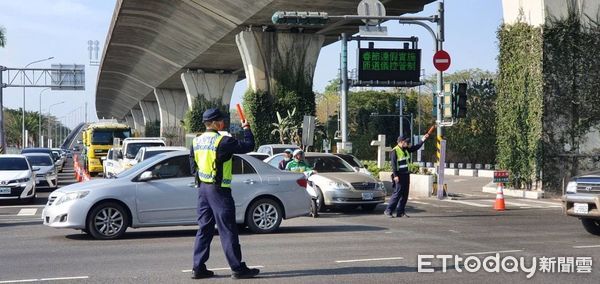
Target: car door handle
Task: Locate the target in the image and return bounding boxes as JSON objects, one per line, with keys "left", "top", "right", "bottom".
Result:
{"left": 243, "top": 179, "right": 256, "bottom": 185}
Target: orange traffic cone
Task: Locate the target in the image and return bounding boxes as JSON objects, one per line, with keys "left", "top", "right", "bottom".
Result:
{"left": 494, "top": 183, "right": 506, "bottom": 211}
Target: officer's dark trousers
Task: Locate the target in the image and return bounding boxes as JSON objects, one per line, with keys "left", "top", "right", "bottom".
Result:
{"left": 192, "top": 183, "right": 243, "bottom": 271}
{"left": 386, "top": 174, "right": 410, "bottom": 215}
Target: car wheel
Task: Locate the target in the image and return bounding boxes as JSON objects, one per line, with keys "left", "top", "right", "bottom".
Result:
{"left": 87, "top": 202, "right": 129, "bottom": 240}
{"left": 246, "top": 198, "right": 282, "bottom": 234}
{"left": 89, "top": 172, "right": 98, "bottom": 177}
{"left": 314, "top": 186, "right": 326, "bottom": 213}
{"left": 581, "top": 218, "right": 600, "bottom": 236}
{"left": 361, "top": 204, "right": 378, "bottom": 212}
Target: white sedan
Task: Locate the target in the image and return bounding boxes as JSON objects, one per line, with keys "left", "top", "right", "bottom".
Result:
{"left": 43, "top": 151, "right": 311, "bottom": 239}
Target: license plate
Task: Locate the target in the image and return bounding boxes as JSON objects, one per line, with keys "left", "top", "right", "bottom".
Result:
{"left": 574, "top": 203, "right": 589, "bottom": 214}
{"left": 0, "top": 187, "right": 10, "bottom": 194}
{"left": 362, "top": 192, "right": 374, "bottom": 200}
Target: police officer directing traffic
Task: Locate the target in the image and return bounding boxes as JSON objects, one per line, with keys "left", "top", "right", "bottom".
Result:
{"left": 384, "top": 134, "right": 429, "bottom": 218}
{"left": 190, "top": 108, "right": 259, "bottom": 279}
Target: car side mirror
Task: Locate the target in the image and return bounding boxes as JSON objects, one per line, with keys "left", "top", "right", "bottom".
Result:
{"left": 32, "top": 167, "right": 41, "bottom": 172}
{"left": 138, "top": 171, "right": 154, "bottom": 182}
{"left": 353, "top": 166, "right": 360, "bottom": 172}
{"left": 116, "top": 150, "right": 123, "bottom": 160}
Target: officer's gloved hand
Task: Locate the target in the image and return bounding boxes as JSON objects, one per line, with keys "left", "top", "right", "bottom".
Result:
{"left": 241, "top": 120, "right": 250, "bottom": 129}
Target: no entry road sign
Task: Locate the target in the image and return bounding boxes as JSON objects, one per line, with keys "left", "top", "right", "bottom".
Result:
{"left": 433, "top": 50, "right": 451, "bottom": 72}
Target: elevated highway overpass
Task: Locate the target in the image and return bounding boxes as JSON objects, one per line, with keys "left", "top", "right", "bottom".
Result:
{"left": 96, "top": 0, "right": 434, "bottom": 139}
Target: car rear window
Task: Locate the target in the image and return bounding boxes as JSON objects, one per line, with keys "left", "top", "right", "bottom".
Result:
{"left": 25, "top": 156, "right": 53, "bottom": 166}
{"left": 0, "top": 158, "right": 29, "bottom": 170}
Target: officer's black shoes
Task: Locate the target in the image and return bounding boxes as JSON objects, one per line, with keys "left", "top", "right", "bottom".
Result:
{"left": 231, "top": 264, "right": 260, "bottom": 279}
{"left": 191, "top": 268, "right": 215, "bottom": 279}
{"left": 384, "top": 210, "right": 394, "bottom": 218}
{"left": 398, "top": 213, "right": 410, "bottom": 218}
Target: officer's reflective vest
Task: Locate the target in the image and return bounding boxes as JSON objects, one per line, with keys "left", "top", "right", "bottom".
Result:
{"left": 193, "top": 131, "right": 232, "bottom": 188}
{"left": 393, "top": 146, "right": 410, "bottom": 175}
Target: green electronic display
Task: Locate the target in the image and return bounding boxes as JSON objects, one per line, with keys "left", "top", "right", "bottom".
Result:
{"left": 358, "top": 48, "right": 421, "bottom": 83}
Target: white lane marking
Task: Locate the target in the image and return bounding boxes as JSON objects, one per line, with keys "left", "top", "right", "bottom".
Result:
{"left": 478, "top": 199, "right": 541, "bottom": 207}
{"left": 573, "top": 245, "right": 600, "bottom": 249}
{"left": 443, "top": 200, "right": 488, "bottom": 208}
{"left": 181, "top": 266, "right": 264, "bottom": 273}
{"left": 0, "top": 279, "right": 38, "bottom": 283}
{"left": 517, "top": 199, "right": 562, "bottom": 207}
{"left": 17, "top": 209, "right": 37, "bottom": 216}
{"left": 40, "top": 276, "right": 89, "bottom": 281}
{"left": 0, "top": 205, "right": 45, "bottom": 209}
{"left": 445, "top": 210, "right": 464, "bottom": 213}
{"left": 453, "top": 179, "right": 468, "bottom": 182}
{"left": 449, "top": 230, "right": 460, "bottom": 233}
{"left": 335, "top": 257, "right": 404, "bottom": 263}
{"left": 409, "top": 200, "right": 431, "bottom": 205}
{"left": 463, "top": 249, "right": 523, "bottom": 256}
{"left": 0, "top": 276, "right": 88, "bottom": 283}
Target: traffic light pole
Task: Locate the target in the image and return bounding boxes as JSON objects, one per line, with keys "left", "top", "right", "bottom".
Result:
{"left": 435, "top": 2, "right": 445, "bottom": 199}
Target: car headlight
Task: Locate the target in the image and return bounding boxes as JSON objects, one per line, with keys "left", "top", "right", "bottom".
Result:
{"left": 377, "top": 182, "right": 385, "bottom": 191}
{"left": 54, "top": 191, "right": 90, "bottom": 206}
{"left": 15, "top": 177, "right": 30, "bottom": 183}
{"left": 328, "top": 181, "right": 350, "bottom": 190}
{"left": 566, "top": 181, "right": 577, "bottom": 194}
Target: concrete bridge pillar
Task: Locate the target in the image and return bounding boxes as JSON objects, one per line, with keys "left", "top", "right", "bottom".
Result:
{"left": 124, "top": 114, "right": 135, "bottom": 130}
{"left": 130, "top": 109, "right": 145, "bottom": 136}
{"left": 181, "top": 71, "right": 237, "bottom": 110}
{"left": 139, "top": 100, "right": 160, "bottom": 136}
{"left": 154, "top": 88, "right": 188, "bottom": 145}
{"left": 235, "top": 30, "right": 325, "bottom": 94}
{"left": 139, "top": 101, "right": 160, "bottom": 124}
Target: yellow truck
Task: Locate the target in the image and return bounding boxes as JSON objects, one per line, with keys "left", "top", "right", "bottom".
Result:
{"left": 82, "top": 121, "right": 132, "bottom": 176}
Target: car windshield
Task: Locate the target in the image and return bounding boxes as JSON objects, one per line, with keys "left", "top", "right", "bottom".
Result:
{"left": 144, "top": 150, "right": 175, "bottom": 160}
{"left": 25, "top": 156, "right": 53, "bottom": 166}
{"left": 115, "top": 154, "right": 165, "bottom": 178}
{"left": 339, "top": 155, "right": 364, "bottom": 168}
{"left": 273, "top": 147, "right": 297, "bottom": 155}
{"left": 0, "top": 158, "right": 29, "bottom": 170}
{"left": 305, "top": 156, "right": 355, "bottom": 173}
{"left": 92, "top": 129, "right": 132, "bottom": 145}
{"left": 126, "top": 143, "right": 164, "bottom": 159}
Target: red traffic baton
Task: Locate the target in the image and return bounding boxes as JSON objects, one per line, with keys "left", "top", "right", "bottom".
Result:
{"left": 236, "top": 104, "right": 246, "bottom": 122}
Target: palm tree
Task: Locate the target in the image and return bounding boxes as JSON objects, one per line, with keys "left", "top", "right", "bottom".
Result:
{"left": 0, "top": 26, "right": 6, "bottom": 47}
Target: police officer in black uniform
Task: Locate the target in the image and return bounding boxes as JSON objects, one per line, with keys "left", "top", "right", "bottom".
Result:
{"left": 384, "top": 134, "right": 429, "bottom": 218}
{"left": 190, "top": 108, "right": 259, "bottom": 279}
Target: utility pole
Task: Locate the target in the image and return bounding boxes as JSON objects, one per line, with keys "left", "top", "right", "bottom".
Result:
{"left": 340, "top": 32, "right": 349, "bottom": 153}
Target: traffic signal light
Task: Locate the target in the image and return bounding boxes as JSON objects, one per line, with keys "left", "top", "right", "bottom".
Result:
{"left": 443, "top": 83, "right": 453, "bottom": 119}
{"left": 453, "top": 83, "right": 467, "bottom": 118}
{"left": 272, "top": 11, "right": 329, "bottom": 25}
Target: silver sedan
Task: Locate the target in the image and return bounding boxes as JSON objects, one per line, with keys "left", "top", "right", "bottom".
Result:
{"left": 43, "top": 151, "right": 311, "bottom": 239}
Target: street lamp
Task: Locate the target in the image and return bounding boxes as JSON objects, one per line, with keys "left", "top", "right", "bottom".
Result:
{"left": 23, "top": 56, "right": 54, "bottom": 148}
{"left": 38, "top": 87, "right": 50, "bottom": 147}
{"left": 47, "top": 101, "right": 64, "bottom": 148}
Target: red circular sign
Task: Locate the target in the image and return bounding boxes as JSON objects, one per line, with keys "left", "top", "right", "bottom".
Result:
{"left": 433, "top": 50, "right": 451, "bottom": 72}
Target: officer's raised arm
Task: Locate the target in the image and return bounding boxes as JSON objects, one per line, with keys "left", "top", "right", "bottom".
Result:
{"left": 218, "top": 119, "right": 255, "bottom": 154}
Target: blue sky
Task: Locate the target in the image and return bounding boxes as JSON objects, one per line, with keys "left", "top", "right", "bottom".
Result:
{"left": 0, "top": 0, "right": 502, "bottom": 128}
